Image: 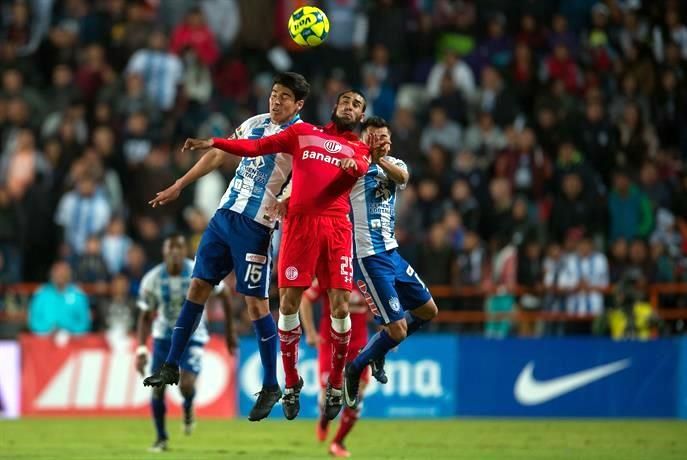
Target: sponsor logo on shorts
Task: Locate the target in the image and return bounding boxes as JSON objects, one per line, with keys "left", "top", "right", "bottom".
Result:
{"left": 245, "top": 253, "right": 267, "bottom": 264}
{"left": 357, "top": 280, "right": 380, "bottom": 316}
{"left": 285, "top": 266, "right": 299, "bottom": 281}
{"left": 389, "top": 297, "right": 401, "bottom": 312}
{"left": 324, "top": 140, "right": 342, "bottom": 153}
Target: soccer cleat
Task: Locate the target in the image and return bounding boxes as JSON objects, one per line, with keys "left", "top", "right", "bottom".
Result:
{"left": 183, "top": 409, "right": 195, "bottom": 435}
{"left": 316, "top": 415, "right": 329, "bottom": 442}
{"left": 324, "top": 383, "right": 343, "bottom": 420}
{"left": 328, "top": 441, "right": 351, "bottom": 458}
{"left": 143, "top": 362, "right": 179, "bottom": 387}
{"left": 282, "top": 377, "right": 304, "bottom": 420}
{"left": 370, "top": 356, "right": 388, "bottom": 384}
{"left": 343, "top": 363, "right": 361, "bottom": 409}
{"left": 148, "top": 439, "right": 168, "bottom": 453}
{"left": 248, "top": 385, "right": 282, "bottom": 421}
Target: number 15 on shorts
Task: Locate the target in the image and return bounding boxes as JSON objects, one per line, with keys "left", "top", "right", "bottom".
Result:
{"left": 244, "top": 263, "right": 264, "bottom": 286}
{"left": 340, "top": 256, "right": 353, "bottom": 283}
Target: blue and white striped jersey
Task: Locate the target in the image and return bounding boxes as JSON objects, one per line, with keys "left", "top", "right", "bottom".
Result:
{"left": 218, "top": 113, "right": 299, "bottom": 228}
{"left": 137, "top": 259, "right": 209, "bottom": 343}
{"left": 350, "top": 156, "right": 408, "bottom": 258}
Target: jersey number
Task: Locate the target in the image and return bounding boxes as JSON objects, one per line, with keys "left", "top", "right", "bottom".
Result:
{"left": 244, "top": 264, "right": 264, "bottom": 284}
{"left": 340, "top": 256, "right": 353, "bottom": 282}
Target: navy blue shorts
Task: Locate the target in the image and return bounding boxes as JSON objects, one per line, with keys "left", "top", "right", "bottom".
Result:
{"left": 353, "top": 249, "right": 432, "bottom": 324}
{"left": 192, "top": 209, "right": 272, "bottom": 298}
{"left": 152, "top": 338, "right": 204, "bottom": 375}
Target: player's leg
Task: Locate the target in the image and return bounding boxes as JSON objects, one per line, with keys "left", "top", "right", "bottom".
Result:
{"left": 317, "top": 337, "right": 331, "bottom": 441}
{"left": 393, "top": 252, "right": 438, "bottom": 339}
{"left": 276, "top": 215, "right": 317, "bottom": 420}
{"left": 148, "top": 339, "right": 169, "bottom": 452}
{"left": 178, "top": 341, "right": 203, "bottom": 435}
{"left": 144, "top": 217, "right": 232, "bottom": 387}
{"left": 344, "top": 254, "right": 401, "bottom": 408}
{"left": 228, "top": 214, "right": 282, "bottom": 420}
{"left": 322, "top": 287, "right": 350, "bottom": 419}
{"left": 330, "top": 376, "right": 368, "bottom": 457}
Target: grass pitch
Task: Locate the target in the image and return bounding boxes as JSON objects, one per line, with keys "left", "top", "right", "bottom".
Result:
{"left": 1, "top": 418, "right": 685, "bottom": 459}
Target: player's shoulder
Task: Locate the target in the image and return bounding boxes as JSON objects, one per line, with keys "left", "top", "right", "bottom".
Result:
{"left": 289, "top": 121, "right": 316, "bottom": 133}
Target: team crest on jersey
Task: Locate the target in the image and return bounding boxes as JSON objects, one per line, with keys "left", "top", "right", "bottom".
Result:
{"left": 285, "top": 266, "right": 299, "bottom": 280}
{"left": 324, "top": 140, "right": 342, "bottom": 154}
{"left": 388, "top": 297, "right": 401, "bottom": 312}
{"left": 247, "top": 156, "right": 265, "bottom": 168}
{"left": 374, "top": 176, "right": 393, "bottom": 202}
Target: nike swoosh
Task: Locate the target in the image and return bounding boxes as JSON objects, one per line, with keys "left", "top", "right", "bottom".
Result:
{"left": 173, "top": 327, "right": 183, "bottom": 330}
{"left": 248, "top": 284, "right": 261, "bottom": 289}
{"left": 261, "top": 334, "right": 276, "bottom": 342}
{"left": 514, "top": 358, "right": 631, "bottom": 406}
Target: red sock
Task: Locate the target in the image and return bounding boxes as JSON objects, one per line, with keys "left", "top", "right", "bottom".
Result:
{"left": 333, "top": 406, "right": 359, "bottom": 444}
{"left": 279, "top": 325, "right": 301, "bottom": 388}
{"left": 329, "top": 326, "right": 351, "bottom": 388}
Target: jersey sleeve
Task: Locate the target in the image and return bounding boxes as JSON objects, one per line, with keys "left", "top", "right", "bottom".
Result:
{"left": 388, "top": 156, "right": 409, "bottom": 189}
{"left": 343, "top": 144, "right": 371, "bottom": 178}
{"left": 231, "top": 114, "right": 263, "bottom": 140}
{"left": 213, "top": 124, "right": 298, "bottom": 158}
{"left": 137, "top": 270, "right": 158, "bottom": 312}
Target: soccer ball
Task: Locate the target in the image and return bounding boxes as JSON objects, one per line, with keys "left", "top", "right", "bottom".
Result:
{"left": 288, "top": 6, "right": 330, "bottom": 47}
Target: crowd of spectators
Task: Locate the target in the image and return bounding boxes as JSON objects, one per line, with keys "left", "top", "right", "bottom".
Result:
{"left": 1, "top": 0, "right": 687, "bottom": 337}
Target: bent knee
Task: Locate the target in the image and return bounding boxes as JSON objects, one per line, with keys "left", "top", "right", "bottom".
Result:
{"left": 188, "top": 278, "right": 213, "bottom": 302}
{"left": 387, "top": 320, "right": 408, "bottom": 342}
{"left": 415, "top": 300, "right": 439, "bottom": 320}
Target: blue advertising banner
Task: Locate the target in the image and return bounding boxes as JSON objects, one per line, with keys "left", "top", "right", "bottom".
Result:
{"left": 237, "top": 335, "right": 457, "bottom": 418}
{"left": 457, "top": 338, "right": 677, "bottom": 417}
{"left": 678, "top": 338, "right": 687, "bottom": 419}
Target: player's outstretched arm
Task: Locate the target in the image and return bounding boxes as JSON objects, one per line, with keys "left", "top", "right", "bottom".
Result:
{"left": 210, "top": 125, "right": 297, "bottom": 158}
{"left": 149, "top": 147, "right": 227, "bottom": 208}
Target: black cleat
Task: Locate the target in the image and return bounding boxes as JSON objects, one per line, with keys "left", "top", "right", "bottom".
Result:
{"left": 148, "top": 438, "right": 168, "bottom": 453}
{"left": 370, "top": 356, "right": 388, "bottom": 384}
{"left": 143, "top": 362, "right": 179, "bottom": 387}
{"left": 282, "top": 377, "right": 304, "bottom": 420}
{"left": 324, "top": 383, "right": 343, "bottom": 420}
{"left": 343, "top": 363, "right": 361, "bottom": 409}
{"left": 248, "top": 385, "right": 282, "bottom": 421}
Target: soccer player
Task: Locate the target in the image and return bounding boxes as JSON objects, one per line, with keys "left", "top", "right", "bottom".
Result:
{"left": 142, "top": 72, "right": 310, "bottom": 422}
{"left": 135, "top": 234, "right": 235, "bottom": 452}
{"left": 180, "top": 90, "right": 388, "bottom": 420}
{"left": 343, "top": 116, "right": 439, "bottom": 409}
{"left": 300, "top": 279, "right": 370, "bottom": 458}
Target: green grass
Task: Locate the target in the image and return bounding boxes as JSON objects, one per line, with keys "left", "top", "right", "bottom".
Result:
{"left": 1, "top": 418, "right": 686, "bottom": 459}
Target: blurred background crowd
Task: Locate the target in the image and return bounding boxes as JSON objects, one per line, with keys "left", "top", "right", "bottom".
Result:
{"left": 1, "top": 0, "right": 687, "bottom": 339}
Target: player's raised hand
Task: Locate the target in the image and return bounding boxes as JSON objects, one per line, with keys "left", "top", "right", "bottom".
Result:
{"left": 182, "top": 137, "right": 214, "bottom": 151}
{"left": 340, "top": 158, "right": 358, "bottom": 171}
{"left": 149, "top": 182, "right": 182, "bottom": 208}
{"left": 368, "top": 132, "right": 391, "bottom": 163}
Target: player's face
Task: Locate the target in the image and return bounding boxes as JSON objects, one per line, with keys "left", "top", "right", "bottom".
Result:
{"left": 269, "top": 84, "right": 303, "bottom": 125}
{"left": 333, "top": 92, "right": 366, "bottom": 128}
{"left": 363, "top": 126, "right": 391, "bottom": 156}
{"left": 163, "top": 237, "right": 186, "bottom": 270}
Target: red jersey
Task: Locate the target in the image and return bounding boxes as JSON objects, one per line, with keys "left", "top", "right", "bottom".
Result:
{"left": 212, "top": 122, "right": 370, "bottom": 217}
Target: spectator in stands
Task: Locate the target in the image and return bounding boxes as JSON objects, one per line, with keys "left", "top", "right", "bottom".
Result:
{"left": 544, "top": 42, "right": 581, "bottom": 94}
{"left": 463, "top": 111, "right": 507, "bottom": 168}
{"left": 639, "top": 161, "right": 672, "bottom": 211}
{"left": 572, "top": 235, "right": 609, "bottom": 317}
{"left": 169, "top": 6, "right": 219, "bottom": 67}
{"left": 0, "top": 186, "right": 20, "bottom": 283}
{"left": 608, "top": 170, "right": 653, "bottom": 242}
{"left": 608, "top": 238, "right": 629, "bottom": 284}
{"left": 1, "top": 68, "right": 44, "bottom": 119}
{"left": 74, "top": 235, "right": 110, "bottom": 286}
{"left": 44, "top": 63, "right": 81, "bottom": 115}
{"left": 517, "top": 237, "right": 544, "bottom": 315}
{"left": 456, "top": 230, "right": 485, "bottom": 287}
{"left": 122, "top": 111, "right": 154, "bottom": 166}
{"left": 122, "top": 243, "right": 147, "bottom": 297}
{"left": 426, "top": 48, "right": 476, "bottom": 101}
{"left": 98, "top": 273, "right": 134, "bottom": 337}
{"left": 550, "top": 173, "right": 599, "bottom": 243}
{"left": 28, "top": 261, "right": 91, "bottom": 335}
{"left": 573, "top": 97, "right": 617, "bottom": 184}
{"left": 616, "top": 102, "right": 658, "bottom": 173}
{"left": 55, "top": 173, "right": 112, "bottom": 256}
{"left": 416, "top": 222, "right": 457, "bottom": 285}
{"left": 653, "top": 69, "right": 685, "bottom": 151}
{"left": 472, "top": 65, "right": 518, "bottom": 127}
{"left": 481, "top": 177, "right": 513, "bottom": 242}
{"left": 360, "top": 65, "right": 395, "bottom": 122}
{"left": 102, "top": 216, "right": 132, "bottom": 275}
{"left": 420, "top": 105, "right": 462, "bottom": 154}
{"left": 126, "top": 29, "right": 183, "bottom": 112}
{"left": 427, "top": 71, "right": 468, "bottom": 125}
{"left": 116, "top": 73, "right": 160, "bottom": 125}
{"left": 445, "top": 178, "right": 480, "bottom": 232}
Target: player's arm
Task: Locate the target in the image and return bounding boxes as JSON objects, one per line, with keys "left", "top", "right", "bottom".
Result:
{"left": 184, "top": 125, "right": 297, "bottom": 158}
{"left": 340, "top": 147, "right": 371, "bottom": 177}
{"left": 376, "top": 156, "right": 409, "bottom": 186}
{"left": 299, "top": 287, "right": 320, "bottom": 347}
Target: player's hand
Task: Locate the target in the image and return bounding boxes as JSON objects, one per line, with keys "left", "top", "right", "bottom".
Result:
{"left": 182, "top": 137, "right": 214, "bottom": 151}
{"left": 135, "top": 352, "right": 148, "bottom": 377}
{"left": 368, "top": 133, "right": 391, "bottom": 162}
{"left": 305, "top": 333, "right": 321, "bottom": 347}
{"left": 149, "top": 182, "right": 182, "bottom": 208}
{"left": 340, "top": 158, "right": 358, "bottom": 171}
{"left": 266, "top": 198, "right": 289, "bottom": 221}
{"left": 226, "top": 334, "right": 238, "bottom": 356}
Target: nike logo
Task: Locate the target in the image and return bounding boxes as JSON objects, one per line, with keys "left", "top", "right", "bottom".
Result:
{"left": 261, "top": 334, "right": 276, "bottom": 342}
{"left": 514, "top": 359, "right": 631, "bottom": 406}
{"left": 247, "top": 284, "right": 261, "bottom": 289}
{"left": 173, "top": 327, "right": 183, "bottom": 330}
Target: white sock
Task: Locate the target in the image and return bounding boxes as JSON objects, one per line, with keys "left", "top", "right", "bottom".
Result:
{"left": 330, "top": 314, "right": 351, "bottom": 333}
{"left": 278, "top": 312, "right": 300, "bottom": 331}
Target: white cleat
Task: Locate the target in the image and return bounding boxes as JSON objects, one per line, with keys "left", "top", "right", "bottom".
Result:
{"left": 148, "top": 439, "right": 168, "bottom": 453}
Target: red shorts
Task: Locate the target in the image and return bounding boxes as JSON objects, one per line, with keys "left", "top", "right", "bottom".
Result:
{"left": 278, "top": 214, "right": 353, "bottom": 290}
{"left": 318, "top": 338, "right": 370, "bottom": 389}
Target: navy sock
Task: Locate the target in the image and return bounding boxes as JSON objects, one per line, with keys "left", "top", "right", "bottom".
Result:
{"left": 252, "top": 313, "right": 278, "bottom": 388}
{"left": 405, "top": 311, "right": 430, "bottom": 336}
{"left": 183, "top": 389, "right": 195, "bottom": 417}
{"left": 151, "top": 396, "right": 167, "bottom": 441}
{"left": 165, "top": 299, "right": 204, "bottom": 366}
{"left": 351, "top": 330, "right": 398, "bottom": 373}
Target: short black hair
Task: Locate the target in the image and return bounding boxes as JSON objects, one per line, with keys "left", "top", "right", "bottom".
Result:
{"left": 164, "top": 232, "right": 186, "bottom": 244}
{"left": 273, "top": 72, "right": 310, "bottom": 102}
{"left": 336, "top": 89, "right": 367, "bottom": 111}
{"left": 361, "top": 116, "right": 390, "bottom": 132}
